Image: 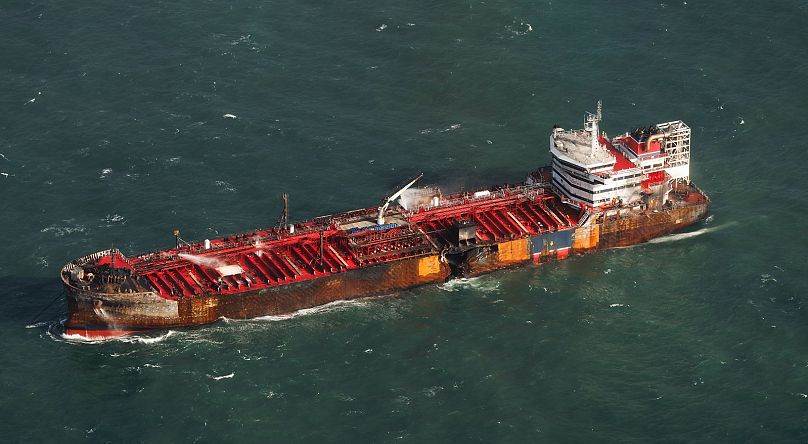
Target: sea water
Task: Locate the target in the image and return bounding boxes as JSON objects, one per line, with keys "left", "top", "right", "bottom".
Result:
{"left": 2, "top": 0, "right": 807, "bottom": 441}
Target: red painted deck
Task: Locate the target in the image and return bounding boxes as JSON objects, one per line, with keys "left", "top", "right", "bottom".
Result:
{"left": 115, "top": 185, "right": 582, "bottom": 300}
{"left": 600, "top": 136, "right": 637, "bottom": 172}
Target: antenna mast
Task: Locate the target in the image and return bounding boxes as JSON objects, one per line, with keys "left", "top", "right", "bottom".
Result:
{"left": 585, "top": 100, "right": 603, "bottom": 156}
{"left": 278, "top": 193, "right": 289, "bottom": 231}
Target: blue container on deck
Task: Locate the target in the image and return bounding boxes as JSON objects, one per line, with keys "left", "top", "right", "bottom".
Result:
{"left": 347, "top": 223, "right": 398, "bottom": 235}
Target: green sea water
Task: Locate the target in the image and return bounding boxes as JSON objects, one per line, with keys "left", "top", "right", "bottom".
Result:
{"left": 2, "top": 0, "right": 808, "bottom": 442}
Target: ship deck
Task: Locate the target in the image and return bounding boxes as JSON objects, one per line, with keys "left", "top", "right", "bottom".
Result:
{"left": 600, "top": 137, "right": 637, "bottom": 172}
{"left": 113, "top": 184, "right": 584, "bottom": 300}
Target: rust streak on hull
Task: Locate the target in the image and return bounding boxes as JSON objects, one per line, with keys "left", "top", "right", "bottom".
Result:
{"left": 65, "top": 255, "right": 451, "bottom": 331}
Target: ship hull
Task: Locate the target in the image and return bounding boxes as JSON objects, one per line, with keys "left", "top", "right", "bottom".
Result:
{"left": 64, "top": 253, "right": 453, "bottom": 334}
{"left": 63, "top": 201, "right": 708, "bottom": 338}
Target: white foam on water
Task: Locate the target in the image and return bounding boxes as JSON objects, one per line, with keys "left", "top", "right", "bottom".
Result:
{"left": 439, "top": 277, "right": 501, "bottom": 293}
{"left": 116, "top": 330, "right": 176, "bottom": 344}
{"left": 99, "top": 213, "right": 126, "bottom": 227}
{"left": 208, "top": 372, "right": 234, "bottom": 380}
{"left": 41, "top": 318, "right": 179, "bottom": 345}
{"left": 419, "top": 123, "right": 461, "bottom": 135}
{"left": 264, "top": 390, "right": 283, "bottom": 399}
{"left": 109, "top": 351, "right": 136, "bottom": 357}
{"left": 646, "top": 223, "right": 729, "bottom": 244}
{"left": 611, "top": 221, "right": 733, "bottom": 249}
{"left": 25, "top": 321, "right": 50, "bottom": 329}
{"left": 214, "top": 180, "right": 237, "bottom": 193}
{"left": 56, "top": 332, "right": 112, "bottom": 344}
{"left": 223, "top": 297, "right": 374, "bottom": 324}
{"left": 55, "top": 330, "right": 177, "bottom": 345}
{"left": 41, "top": 220, "right": 86, "bottom": 237}
{"left": 506, "top": 21, "right": 533, "bottom": 36}
{"left": 104, "top": 214, "right": 125, "bottom": 223}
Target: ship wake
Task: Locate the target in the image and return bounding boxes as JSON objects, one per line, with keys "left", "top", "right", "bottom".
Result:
{"left": 646, "top": 222, "right": 733, "bottom": 244}
{"left": 221, "top": 296, "right": 382, "bottom": 324}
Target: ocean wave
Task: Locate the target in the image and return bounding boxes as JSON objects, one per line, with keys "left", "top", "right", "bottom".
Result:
{"left": 214, "top": 180, "right": 237, "bottom": 193}
{"left": 419, "top": 123, "right": 461, "bottom": 135}
{"left": 109, "top": 350, "right": 136, "bottom": 358}
{"left": 41, "top": 220, "right": 86, "bottom": 237}
{"left": 25, "top": 321, "right": 50, "bottom": 329}
{"left": 208, "top": 372, "right": 234, "bottom": 380}
{"left": 99, "top": 213, "right": 126, "bottom": 227}
{"left": 505, "top": 20, "right": 533, "bottom": 37}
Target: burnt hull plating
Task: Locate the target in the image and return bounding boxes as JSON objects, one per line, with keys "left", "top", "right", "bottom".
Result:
{"left": 64, "top": 254, "right": 452, "bottom": 337}
{"left": 63, "top": 201, "right": 708, "bottom": 338}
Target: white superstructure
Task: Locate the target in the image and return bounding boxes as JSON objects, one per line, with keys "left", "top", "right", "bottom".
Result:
{"left": 548, "top": 102, "right": 691, "bottom": 211}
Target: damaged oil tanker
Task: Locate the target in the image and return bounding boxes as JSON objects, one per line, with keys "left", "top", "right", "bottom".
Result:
{"left": 61, "top": 103, "right": 709, "bottom": 338}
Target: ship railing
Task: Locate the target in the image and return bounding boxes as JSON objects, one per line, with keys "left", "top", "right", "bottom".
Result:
{"left": 62, "top": 262, "right": 80, "bottom": 276}
{"left": 124, "top": 183, "right": 561, "bottom": 268}
{"left": 149, "top": 182, "right": 535, "bottom": 261}
{"left": 688, "top": 182, "right": 711, "bottom": 202}
{"left": 133, "top": 209, "right": 381, "bottom": 261}
{"left": 406, "top": 183, "right": 547, "bottom": 214}
{"left": 70, "top": 247, "right": 134, "bottom": 268}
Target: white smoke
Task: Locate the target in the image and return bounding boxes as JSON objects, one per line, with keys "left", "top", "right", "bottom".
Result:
{"left": 178, "top": 253, "right": 228, "bottom": 269}
{"left": 398, "top": 187, "right": 441, "bottom": 210}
